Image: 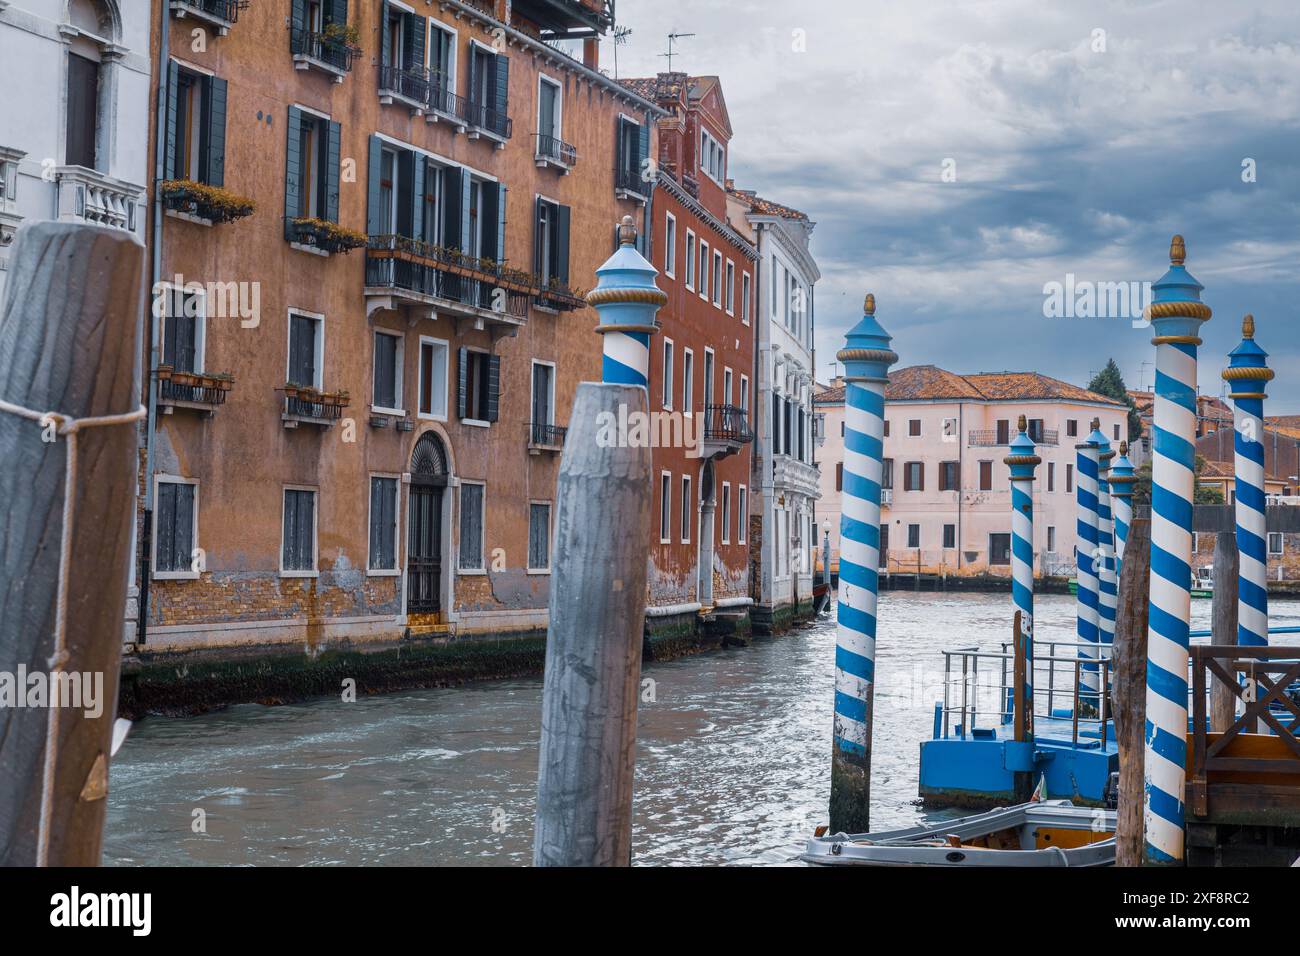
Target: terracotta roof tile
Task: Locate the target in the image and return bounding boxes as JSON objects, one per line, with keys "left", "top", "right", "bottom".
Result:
{"left": 817, "top": 366, "right": 1126, "bottom": 406}
{"left": 729, "top": 188, "right": 808, "bottom": 221}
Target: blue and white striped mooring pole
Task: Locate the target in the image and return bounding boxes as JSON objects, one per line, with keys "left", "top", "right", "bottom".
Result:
{"left": 1224, "top": 314, "right": 1272, "bottom": 651}
{"left": 1144, "top": 234, "right": 1211, "bottom": 866}
{"left": 1093, "top": 422, "right": 1117, "bottom": 668}
{"left": 829, "top": 292, "right": 897, "bottom": 834}
{"left": 1110, "top": 441, "right": 1136, "bottom": 580}
{"left": 590, "top": 216, "right": 665, "bottom": 388}
{"left": 1075, "top": 423, "right": 1101, "bottom": 699}
{"left": 1005, "top": 416, "right": 1040, "bottom": 763}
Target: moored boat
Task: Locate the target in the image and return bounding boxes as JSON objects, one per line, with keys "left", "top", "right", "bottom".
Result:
{"left": 802, "top": 800, "right": 1115, "bottom": 867}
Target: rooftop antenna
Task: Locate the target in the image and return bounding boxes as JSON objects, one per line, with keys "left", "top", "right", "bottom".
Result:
{"left": 660, "top": 31, "right": 695, "bottom": 72}
{"left": 612, "top": 25, "right": 631, "bottom": 79}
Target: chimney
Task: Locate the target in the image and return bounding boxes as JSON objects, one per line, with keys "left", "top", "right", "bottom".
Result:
{"left": 583, "top": 37, "right": 599, "bottom": 69}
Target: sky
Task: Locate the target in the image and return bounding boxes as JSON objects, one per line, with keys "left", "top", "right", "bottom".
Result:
{"left": 599, "top": 0, "right": 1300, "bottom": 410}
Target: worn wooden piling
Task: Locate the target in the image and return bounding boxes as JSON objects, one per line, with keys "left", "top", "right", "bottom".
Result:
{"left": 0, "top": 221, "right": 145, "bottom": 865}
{"left": 1210, "top": 532, "right": 1241, "bottom": 732}
{"left": 1114, "top": 516, "right": 1151, "bottom": 867}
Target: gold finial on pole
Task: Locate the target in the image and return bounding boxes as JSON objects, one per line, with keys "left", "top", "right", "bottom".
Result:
{"left": 1091, "top": 417, "right": 1100, "bottom": 432}
{"left": 863, "top": 292, "right": 875, "bottom": 315}
{"left": 1120, "top": 440, "right": 1128, "bottom": 455}
{"left": 1017, "top": 413, "right": 1027, "bottom": 432}
{"left": 617, "top": 215, "right": 637, "bottom": 246}
{"left": 1170, "top": 234, "right": 1186, "bottom": 265}
{"left": 1243, "top": 313, "right": 1255, "bottom": 339}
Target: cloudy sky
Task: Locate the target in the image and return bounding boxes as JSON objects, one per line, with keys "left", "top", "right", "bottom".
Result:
{"left": 603, "top": 0, "right": 1300, "bottom": 409}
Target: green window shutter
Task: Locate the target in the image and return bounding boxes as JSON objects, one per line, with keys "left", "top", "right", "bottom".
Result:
{"left": 458, "top": 170, "right": 472, "bottom": 251}
{"left": 457, "top": 347, "right": 468, "bottom": 419}
{"left": 407, "top": 13, "right": 425, "bottom": 72}
{"left": 365, "top": 134, "right": 382, "bottom": 234}
{"left": 205, "top": 75, "right": 227, "bottom": 187}
{"left": 410, "top": 156, "right": 424, "bottom": 242}
{"left": 486, "top": 354, "right": 500, "bottom": 423}
{"left": 533, "top": 196, "right": 543, "bottom": 274}
{"left": 556, "top": 203, "right": 570, "bottom": 285}
{"left": 479, "top": 180, "right": 497, "bottom": 262}
{"left": 291, "top": 0, "right": 306, "bottom": 31}
{"left": 492, "top": 53, "right": 509, "bottom": 129}
{"left": 165, "top": 61, "right": 180, "bottom": 180}
{"left": 637, "top": 119, "right": 649, "bottom": 177}
{"left": 468, "top": 44, "right": 481, "bottom": 101}
{"left": 325, "top": 120, "right": 340, "bottom": 223}
{"left": 327, "top": 0, "right": 348, "bottom": 28}
{"left": 495, "top": 182, "right": 507, "bottom": 263}
{"left": 396, "top": 149, "right": 414, "bottom": 238}
{"left": 380, "top": 2, "right": 390, "bottom": 69}
{"left": 441, "top": 166, "right": 462, "bottom": 248}
{"left": 284, "top": 107, "right": 302, "bottom": 239}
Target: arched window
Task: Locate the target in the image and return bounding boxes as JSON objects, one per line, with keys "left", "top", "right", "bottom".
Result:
{"left": 64, "top": 0, "right": 119, "bottom": 170}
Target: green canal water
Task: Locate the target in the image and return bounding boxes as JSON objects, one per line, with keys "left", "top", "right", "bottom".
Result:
{"left": 103, "top": 591, "right": 1300, "bottom": 866}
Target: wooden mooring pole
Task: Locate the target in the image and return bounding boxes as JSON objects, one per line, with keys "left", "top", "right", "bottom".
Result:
{"left": 1210, "top": 531, "right": 1240, "bottom": 732}
{"left": 1113, "top": 515, "right": 1151, "bottom": 867}
{"left": 0, "top": 221, "right": 145, "bottom": 865}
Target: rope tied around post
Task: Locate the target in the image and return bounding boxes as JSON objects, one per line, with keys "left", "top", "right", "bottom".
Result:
{"left": 0, "top": 396, "right": 146, "bottom": 866}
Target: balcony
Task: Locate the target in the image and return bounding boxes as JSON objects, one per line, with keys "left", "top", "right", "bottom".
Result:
{"left": 425, "top": 80, "right": 470, "bottom": 133}
{"left": 169, "top": 0, "right": 246, "bottom": 36}
{"left": 881, "top": 487, "right": 893, "bottom": 508}
{"left": 701, "top": 404, "right": 753, "bottom": 460}
{"left": 54, "top": 166, "right": 142, "bottom": 232}
{"left": 614, "top": 165, "right": 648, "bottom": 205}
{"left": 512, "top": 0, "right": 613, "bottom": 39}
{"left": 0, "top": 147, "right": 26, "bottom": 247}
{"left": 968, "top": 427, "right": 1059, "bottom": 447}
{"left": 378, "top": 64, "right": 430, "bottom": 113}
{"left": 157, "top": 368, "right": 233, "bottom": 417}
{"left": 534, "top": 134, "right": 577, "bottom": 173}
{"left": 160, "top": 180, "right": 255, "bottom": 226}
{"left": 278, "top": 385, "right": 349, "bottom": 429}
{"left": 291, "top": 27, "right": 359, "bottom": 81}
{"left": 528, "top": 422, "right": 567, "bottom": 454}
{"left": 773, "top": 454, "right": 821, "bottom": 500}
{"left": 286, "top": 217, "right": 366, "bottom": 256}
{"left": 465, "top": 100, "right": 512, "bottom": 145}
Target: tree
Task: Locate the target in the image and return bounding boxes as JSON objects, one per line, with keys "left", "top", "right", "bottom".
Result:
{"left": 1132, "top": 456, "right": 1224, "bottom": 505}
{"left": 1087, "top": 359, "right": 1144, "bottom": 442}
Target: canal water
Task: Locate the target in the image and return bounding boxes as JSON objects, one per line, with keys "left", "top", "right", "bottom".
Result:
{"left": 103, "top": 591, "right": 1300, "bottom": 866}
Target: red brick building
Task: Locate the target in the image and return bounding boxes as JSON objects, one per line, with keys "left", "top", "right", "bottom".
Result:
{"left": 621, "top": 72, "right": 757, "bottom": 635}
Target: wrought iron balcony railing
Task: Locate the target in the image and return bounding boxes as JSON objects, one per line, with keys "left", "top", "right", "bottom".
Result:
{"left": 291, "top": 27, "right": 358, "bottom": 73}
{"left": 171, "top": 0, "right": 245, "bottom": 27}
{"left": 614, "top": 165, "right": 649, "bottom": 197}
{"left": 968, "top": 427, "right": 1059, "bottom": 447}
{"left": 465, "top": 99, "right": 512, "bottom": 139}
{"left": 365, "top": 234, "right": 542, "bottom": 318}
{"left": 379, "top": 64, "right": 430, "bottom": 105}
{"left": 284, "top": 393, "right": 346, "bottom": 421}
{"left": 703, "top": 404, "right": 754, "bottom": 444}
{"left": 529, "top": 422, "right": 567, "bottom": 449}
{"left": 534, "top": 133, "right": 577, "bottom": 168}
{"left": 159, "top": 376, "right": 230, "bottom": 407}
{"left": 426, "top": 80, "right": 468, "bottom": 121}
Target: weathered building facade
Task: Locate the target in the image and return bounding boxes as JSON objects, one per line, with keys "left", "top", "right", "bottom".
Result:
{"left": 135, "top": 0, "right": 662, "bottom": 663}
{"left": 728, "top": 188, "right": 819, "bottom": 632}
{"left": 620, "top": 72, "right": 756, "bottom": 639}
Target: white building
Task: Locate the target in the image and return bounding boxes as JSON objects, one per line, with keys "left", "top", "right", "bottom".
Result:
{"left": 0, "top": 0, "right": 151, "bottom": 299}
{"left": 728, "top": 188, "right": 820, "bottom": 631}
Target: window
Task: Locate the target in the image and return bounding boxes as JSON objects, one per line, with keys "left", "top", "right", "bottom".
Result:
{"left": 1047, "top": 461, "right": 1056, "bottom": 492}
{"left": 907, "top": 524, "right": 920, "bottom": 548}
{"left": 1066, "top": 462, "right": 1074, "bottom": 493}
{"left": 285, "top": 107, "right": 339, "bottom": 232}
{"left": 418, "top": 337, "right": 449, "bottom": 419}
{"left": 531, "top": 361, "right": 555, "bottom": 442}
{"left": 880, "top": 524, "right": 889, "bottom": 559}
{"left": 1028, "top": 418, "right": 1045, "bottom": 443}
{"left": 741, "top": 272, "right": 751, "bottom": 323}
{"left": 66, "top": 51, "right": 99, "bottom": 169}
{"left": 282, "top": 488, "right": 317, "bottom": 575}
{"left": 1269, "top": 532, "right": 1284, "bottom": 556}
{"left": 664, "top": 213, "right": 676, "bottom": 277}
{"left": 154, "top": 476, "right": 197, "bottom": 577}
{"left": 939, "top": 461, "right": 959, "bottom": 492}
{"left": 429, "top": 21, "right": 456, "bottom": 94}
{"left": 740, "top": 375, "right": 749, "bottom": 415}
{"left": 700, "top": 127, "right": 725, "bottom": 182}
{"left": 723, "top": 368, "right": 733, "bottom": 408}
{"left": 528, "top": 502, "right": 551, "bottom": 571}
{"left": 287, "top": 311, "right": 323, "bottom": 388}
{"left": 458, "top": 347, "right": 499, "bottom": 423}
{"left": 167, "top": 63, "right": 227, "bottom": 186}
{"left": 466, "top": 42, "right": 510, "bottom": 138}
{"left": 904, "top": 461, "right": 923, "bottom": 491}
{"left": 659, "top": 472, "right": 671, "bottom": 544}
{"left": 372, "top": 331, "right": 403, "bottom": 412}
{"left": 943, "top": 524, "right": 956, "bottom": 549}
{"left": 979, "top": 460, "right": 993, "bottom": 491}
{"left": 908, "top": 419, "right": 921, "bottom": 437}
{"left": 738, "top": 487, "right": 748, "bottom": 544}
{"left": 368, "top": 476, "right": 399, "bottom": 573}
{"left": 662, "top": 338, "right": 674, "bottom": 410}
{"left": 615, "top": 114, "right": 648, "bottom": 193}
{"left": 882, "top": 459, "right": 894, "bottom": 490}
{"left": 1047, "top": 526, "right": 1056, "bottom": 552}
{"left": 996, "top": 419, "right": 1010, "bottom": 445}
{"left": 1067, "top": 419, "right": 1078, "bottom": 438}
{"left": 721, "top": 483, "right": 732, "bottom": 544}
{"left": 682, "top": 349, "right": 694, "bottom": 413}
{"left": 459, "top": 481, "right": 485, "bottom": 571}
{"left": 989, "top": 533, "right": 1011, "bottom": 566}
{"left": 712, "top": 250, "right": 722, "bottom": 306}
{"left": 537, "top": 74, "right": 562, "bottom": 153}
{"left": 703, "top": 349, "right": 715, "bottom": 409}
{"left": 884, "top": 420, "right": 891, "bottom": 437}
{"left": 161, "top": 285, "right": 205, "bottom": 374}
{"left": 1114, "top": 423, "right": 1121, "bottom": 440}
{"left": 723, "top": 260, "right": 735, "bottom": 314}
{"left": 535, "top": 197, "right": 571, "bottom": 289}
{"left": 835, "top": 462, "right": 843, "bottom": 491}
{"left": 681, "top": 475, "right": 692, "bottom": 544}
{"left": 699, "top": 241, "right": 709, "bottom": 300}
{"left": 685, "top": 231, "right": 696, "bottom": 289}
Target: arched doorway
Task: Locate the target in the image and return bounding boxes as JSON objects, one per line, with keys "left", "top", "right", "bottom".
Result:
{"left": 697, "top": 459, "right": 716, "bottom": 608}
{"left": 407, "top": 432, "right": 450, "bottom": 617}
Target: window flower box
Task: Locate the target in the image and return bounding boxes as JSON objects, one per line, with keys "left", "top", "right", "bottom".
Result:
{"left": 287, "top": 217, "right": 367, "bottom": 254}
{"left": 158, "top": 368, "right": 234, "bottom": 415}
{"left": 160, "top": 179, "right": 255, "bottom": 225}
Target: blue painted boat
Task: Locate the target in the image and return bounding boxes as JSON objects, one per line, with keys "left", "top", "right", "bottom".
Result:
{"left": 918, "top": 638, "right": 1119, "bottom": 807}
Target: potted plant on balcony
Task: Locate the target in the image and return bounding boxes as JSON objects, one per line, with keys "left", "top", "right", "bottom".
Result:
{"left": 156, "top": 364, "right": 174, "bottom": 382}
{"left": 280, "top": 381, "right": 303, "bottom": 401}
{"left": 207, "top": 371, "right": 235, "bottom": 391}
{"left": 288, "top": 217, "right": 367, "bottom": 254}
{"left": 320, "top": 21, "right": 362, "bottom": 57}
{"left": 170, "top": 369, "right": 201, "bottom": 388}
{"left": 320, "top": 388, "right": 350, "bottom": 408}
{"left": 160, "top": 179, "right": 256, "bottom": 224}
{"left": 298, "top": 385, "right": 323, "bottom": 405}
